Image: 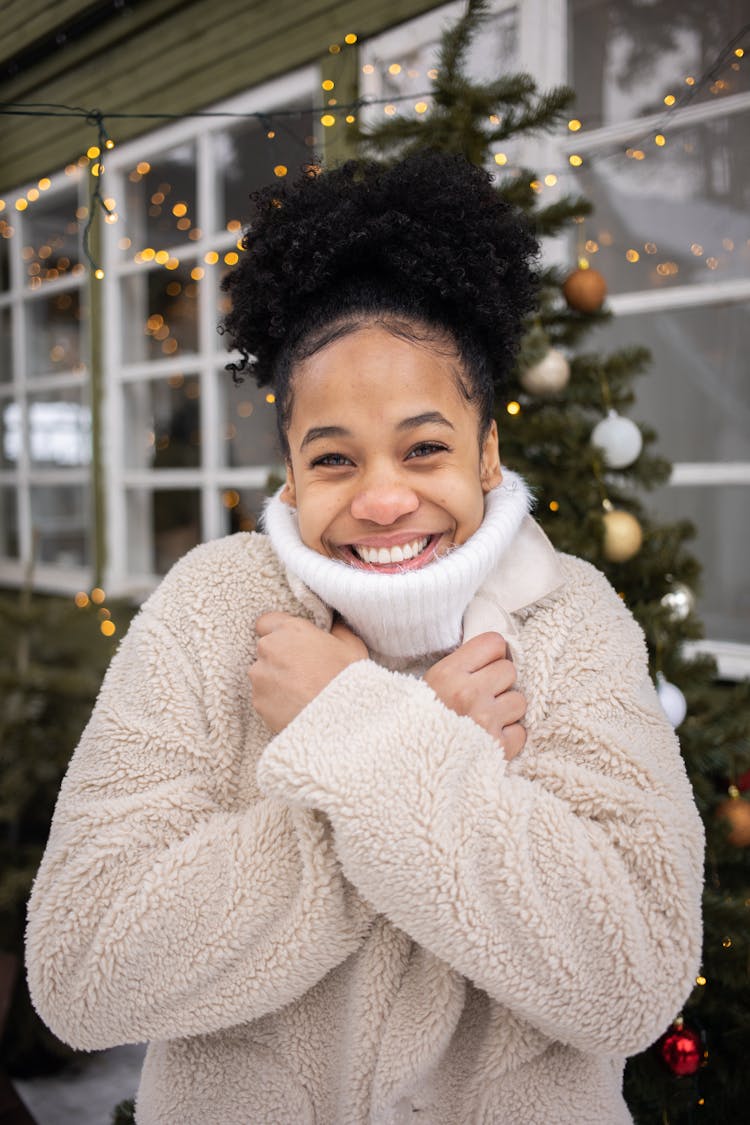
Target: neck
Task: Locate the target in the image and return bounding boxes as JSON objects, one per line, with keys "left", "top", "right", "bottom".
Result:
{"left": 262, "top": 470, "right": 534, "bottom": 661}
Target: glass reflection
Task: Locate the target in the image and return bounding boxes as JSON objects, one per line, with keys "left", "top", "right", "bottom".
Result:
{"left": 27, "top": 388, "right": 91, "bottom": 467}
{"left": 588, "top": 303, "right": 750, "bottom": 463}
{"left": 361, "top": 0, "right": 518, "bottom": 125}
{"left": 23, "top": 187, "right": 82, "bottom": 286}
{"left": 127, "top": 488, "right": 201, "bottom": 576}
{"left": 0, "top": 306, "right": 11, "bottom": 382}
{"left": 564, "top": 112, "right": 750, "bottom": 294}
{"left": 222, "top": 376, "right": 281, "bottom": 468}
{"left": 0, "top": 221, "right": 10, "bottom": 292}
{"left": 122, "top": 265, "right": 199, "bottom": 362}
{"left": 570, "top": 0, "right": 750, "bottom": 129}
{"left": 124, "top": 375, "right": 201, "bottom": 470}
{"left": 0, "top": 487, "right": 18, "bottom": 558}
{"left": 30, "top": 484, "right": 90, "bottom": 567}
{"left": 121, "top": 143, "right": 197, "bottom": 256}
{"left": 26, "top": 288, "right": 85, "bottom": 375}
{"left": 648, "top": 483, "right": 750, "bottom": 644}
{"left": 216, "top": 107, "right": 315, "bottom": 229}
{"left": 220, "top": 487, "right": 272, "bottom": 535}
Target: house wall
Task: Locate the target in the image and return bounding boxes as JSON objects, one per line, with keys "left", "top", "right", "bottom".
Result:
{"left": 0, "top": 0, "right": 445, "bottom": 190}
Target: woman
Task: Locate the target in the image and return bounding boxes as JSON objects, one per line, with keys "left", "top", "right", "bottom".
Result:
{"left": 26, "top": 152, "right": 703, "bottom": 1124}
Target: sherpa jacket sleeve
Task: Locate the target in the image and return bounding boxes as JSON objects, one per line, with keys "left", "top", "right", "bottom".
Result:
{"left": 257, "top": 559, "right": 705, "bottom": 1058}
{"left": 25, "top": 596, "right": 370, "bottom": 1051}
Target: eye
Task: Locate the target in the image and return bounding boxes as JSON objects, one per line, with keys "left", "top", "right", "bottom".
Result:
{"left": 406, "top": 441, "right": 450, "bottom": 460}
{"left": 310, "top": 452, "right": 353, "bottom": 468}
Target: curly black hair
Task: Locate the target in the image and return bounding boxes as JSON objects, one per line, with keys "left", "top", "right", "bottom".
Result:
{"left": 220, "top": 149, "right": 540, "bottom": 454}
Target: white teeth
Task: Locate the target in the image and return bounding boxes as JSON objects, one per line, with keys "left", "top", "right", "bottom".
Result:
{"left": 354, "top": 537, "right": 430, "bottom": 565}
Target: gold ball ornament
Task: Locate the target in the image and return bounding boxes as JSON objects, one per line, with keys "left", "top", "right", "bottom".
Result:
{"left": 562, "top": 267, "right": 607, "bottom": 313}
{"left": 520, "top": 348, "right": 571, "bottom": 395}
{"left": 602, "top": 509, "right": 643, "bottom": 562}
{"left": 716, "top": 794, "right": 750, "bottom": 847}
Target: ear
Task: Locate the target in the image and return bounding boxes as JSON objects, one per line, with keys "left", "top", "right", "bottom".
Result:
{"left": 480, "top": 419, "right": 502, "bottom": 493}
{"left": 280, "top": 461, "right": 297, "bottom": 507}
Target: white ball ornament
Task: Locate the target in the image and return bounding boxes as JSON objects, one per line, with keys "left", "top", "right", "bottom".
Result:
{"left": 520, "top": 348, "right": 571, "bottom": 395}
{"left": 602, "top": 509, "right": 643, "bottom": 562}
{"left": 656, "top": 672, "right": 688, "bottom": 728}
{"left": 591, "top": 410, "right": 643, "bottom": 469}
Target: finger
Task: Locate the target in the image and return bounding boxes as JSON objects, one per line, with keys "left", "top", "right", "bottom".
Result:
{"left": 331, "top": 620, "right": 359, "bottom": 643}
{"left": 501, "top": 722, "right": 527, "bottom": 761}
{"left": 452, "top": 631, "right": 508, "bottom": 672}
{"left": 255, "top": 611, "right": 304, "bottom": 636}
{"left": 469, "top": 659, "right": 517, "bottom": 697}
{"left": 493, "top": 689, "right": 527, "bottom": 725}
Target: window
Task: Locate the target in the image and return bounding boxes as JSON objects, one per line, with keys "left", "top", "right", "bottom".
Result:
{"left": 0, "top": 176, "right": 91, "bottom": 589}
{"left": 101, "top": 67, "right": 317, "bottom": 593}
{"left": 564, "top": 0, "right": 750, "bottom": 667}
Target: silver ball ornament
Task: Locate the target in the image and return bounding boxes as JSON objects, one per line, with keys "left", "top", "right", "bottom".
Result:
{"left": 660, "top": 583, "right": 696, "bottom": 623}
{"left": 656, "top": 673, "right": 687, "bottom": 728}
{"left": 591, "top": 410, "right": 643, "bottom": 469}
{"left": 520, "top": 348, "right": 571, "bottom": 395}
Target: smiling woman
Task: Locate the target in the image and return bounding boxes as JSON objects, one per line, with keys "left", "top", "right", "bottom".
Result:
{"left": 26, "top": 151, "right": 704, "bottom": 1125}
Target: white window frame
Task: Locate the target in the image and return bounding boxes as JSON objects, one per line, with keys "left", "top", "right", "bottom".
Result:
{"left": 0, "top": 167, "right": 91, "bottom": 594}
{"left": 101, "top": 64, "right": 318, "bottom": 598}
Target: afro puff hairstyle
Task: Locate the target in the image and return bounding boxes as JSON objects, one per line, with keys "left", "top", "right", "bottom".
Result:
{"left": 220, "top": 149, "right": 540, "bottom": 453}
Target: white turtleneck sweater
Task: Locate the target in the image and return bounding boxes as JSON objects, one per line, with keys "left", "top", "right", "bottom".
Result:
{"left": 262, "top": 469, "right": 533, "bottom": 663}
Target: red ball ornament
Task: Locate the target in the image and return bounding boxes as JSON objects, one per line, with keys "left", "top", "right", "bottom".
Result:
{"left": 562, "top": 267, "right": 607, "bottom": 313}
{"left": 658, "top": 1023, "right": 703, "bottom": 1076}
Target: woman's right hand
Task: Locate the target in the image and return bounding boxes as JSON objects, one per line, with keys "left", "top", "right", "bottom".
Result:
{"left": 424, "top": 632, "right": 527, "bottom": 760}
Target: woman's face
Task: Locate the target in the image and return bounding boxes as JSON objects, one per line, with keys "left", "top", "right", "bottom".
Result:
{"left": 280, "top": 323, "right": 502, "bottom": 571}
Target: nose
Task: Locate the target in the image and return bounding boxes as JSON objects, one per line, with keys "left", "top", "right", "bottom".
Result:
{"left": 350, "top": 469, "right": 419, "bottom": 526}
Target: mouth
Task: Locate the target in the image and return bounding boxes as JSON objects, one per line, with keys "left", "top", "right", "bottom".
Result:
{"left": 341, "top": 533, "right": 444, "bottom": 573}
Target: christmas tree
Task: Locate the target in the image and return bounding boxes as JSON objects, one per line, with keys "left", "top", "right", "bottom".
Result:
{"left": 0, "top": 581, "right": 134, "bottom": 1077}
{"left": 351, "top": 2, "right": 750, "bottom": 1121}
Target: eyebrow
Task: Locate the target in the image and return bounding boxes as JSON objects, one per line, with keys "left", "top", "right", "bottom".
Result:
{"left": 300, "top": 412, "right": 454, "bottom": 451}
{"left": 396, "top": 411, "right": 455, "bottom": 433}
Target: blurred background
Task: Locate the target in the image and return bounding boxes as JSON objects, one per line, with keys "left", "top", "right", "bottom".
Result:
{"left": 0, "top": 2, "right": 748, "bottom": 1122}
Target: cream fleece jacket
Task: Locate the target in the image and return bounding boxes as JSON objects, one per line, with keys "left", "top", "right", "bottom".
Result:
{"left": 25, "top": 523, "right": 704, "bottom": 1125}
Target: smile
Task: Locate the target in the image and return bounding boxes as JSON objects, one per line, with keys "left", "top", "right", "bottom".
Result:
{"left": 342, "top": 534, "right": 443, "bottom": 572}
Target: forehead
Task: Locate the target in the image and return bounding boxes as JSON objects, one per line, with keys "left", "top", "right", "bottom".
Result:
{"left": 288, "top": 324, "right": 472, "bottom": 425}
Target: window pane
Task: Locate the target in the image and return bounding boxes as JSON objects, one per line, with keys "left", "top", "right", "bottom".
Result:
{"left": 221, "top": 374, "right": 281, "bottom": 468}
{"left": 124, "top": 374, "right": 201, "bottom": 469}
{"left": 22, "top": 187, "right": 83, "bottom": 286}
{"left": 120, "top": 142, "right": 197, "bottom": 257}
{"left": 1, "top": 398, "right": 19, "bottom": 467}
{"left": 361, "top": 0, "right": 518, "bottom": 127}
{"left": 25, "top": 287, "right": 85, "bottom": 376}
{"left": 0, "top": 307, "right": 11, "bottom": 382}
{"left": 215, "top": 108, "right": 316, "bottom": 229}
{"left": 589, "top": 304, "right": 749, "bottom": 463}
{"left": 127, "top": 488, "right": 201, "bottom": 576}
{"left": 569, "top": 0, "right": 750, "bottom": 130}
{"left": 648, "top": 484, "right": 750, "bottom": 644}
{"left": 566, "top": 111, "right": 750, "bottom": 295}
{"left": 30, "top": 484, "right": 90, "bottom": 567}
{"left": 0, "top": 486, "right": 19, "bottom": 557}
{"left": 220, "top": 486, "right": 272, "bottom": 535}
{"left": 0, "top": 221, "right": 10, "bottom": 292}
{"left": 121, "top": 265, "right": 200, "bottom": 362}
{"left": 27, "top": 387, "right": 91, "bottom": 467}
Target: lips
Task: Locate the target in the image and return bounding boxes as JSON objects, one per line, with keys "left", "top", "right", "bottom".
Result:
{"left": 341, "top": 533, "right": 443, "bottom": 572}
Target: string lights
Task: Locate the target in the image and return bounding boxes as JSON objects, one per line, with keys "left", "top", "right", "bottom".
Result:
{"left": 0, "top": 21, "right": 747, "bottom": 280}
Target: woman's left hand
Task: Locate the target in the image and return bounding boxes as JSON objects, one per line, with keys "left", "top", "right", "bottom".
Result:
{"left": 250, "top": 613, "right": 368, "bottom": 732}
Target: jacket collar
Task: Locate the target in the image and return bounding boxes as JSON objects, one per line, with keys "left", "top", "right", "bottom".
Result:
{"left": 461, "top": 515, "right": 564, "bottom": 648}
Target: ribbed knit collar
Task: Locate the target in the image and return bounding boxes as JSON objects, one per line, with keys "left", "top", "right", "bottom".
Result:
{"left": 262, "top": 470, "right": 533, "bottom": 661}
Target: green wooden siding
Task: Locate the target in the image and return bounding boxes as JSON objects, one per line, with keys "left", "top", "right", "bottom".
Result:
{"left": 0, "top": 0, "right": 445, "bottom": 191}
